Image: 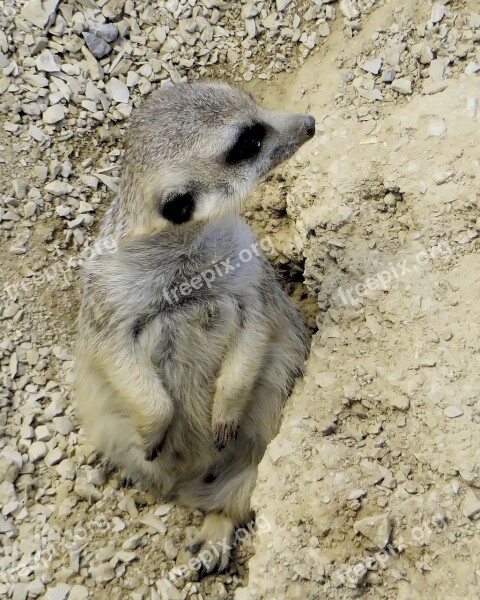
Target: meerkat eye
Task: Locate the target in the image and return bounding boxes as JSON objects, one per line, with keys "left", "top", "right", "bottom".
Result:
{"left": 161, "top": 191, "right": 195, "bottom": 225}
{"left": 225, "top": 123, "right": 266, "bottom": 165}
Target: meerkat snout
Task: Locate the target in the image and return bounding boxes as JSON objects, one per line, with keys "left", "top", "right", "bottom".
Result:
{"left": 304, "top": 115, "right": 316, "bottom": 138}
{"left": 117, "top": 81, "right": 315, "bottom": 239}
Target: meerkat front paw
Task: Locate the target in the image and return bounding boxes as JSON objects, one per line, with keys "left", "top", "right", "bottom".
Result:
{"left": 212, "top": 418, "right": 239, "bottom": 451}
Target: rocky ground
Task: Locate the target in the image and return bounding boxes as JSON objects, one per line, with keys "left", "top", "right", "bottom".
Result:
{"left": 0, "top": 0, "right": 479, "bottom": 599}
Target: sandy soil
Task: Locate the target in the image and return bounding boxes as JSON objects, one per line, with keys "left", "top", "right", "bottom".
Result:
{"left": 246, "top": 1, "right": 480, "bottom": 598}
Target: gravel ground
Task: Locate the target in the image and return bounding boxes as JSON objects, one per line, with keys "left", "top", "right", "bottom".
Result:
{"left": 0, "top": 0, "right": 479, "bottom": 599}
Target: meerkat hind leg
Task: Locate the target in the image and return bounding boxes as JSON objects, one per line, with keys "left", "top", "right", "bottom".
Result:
{"left": 186, "top": 513, "right": 235, "bottom": 577}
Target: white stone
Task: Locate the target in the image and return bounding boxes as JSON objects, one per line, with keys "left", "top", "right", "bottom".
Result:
{"left": 444, "top": 406, "right": 463, "bottom": 418}
{"left": 35, "top": 425, "right": 52, "bottom": 441}
{"left": 1, "top": 447, "right": 22, "bottom": 470}
{"left": 56, "top": 459, "right": 76, "bottom": 479}
{"left": 122, "top": 534, "right": 143, "bottom": 550}
{"left": 29, "top": 124, "right": 49, "bottom": 143}
{"left": 242, "top": 3, "right": 258, "bottom": 18}
{"left": 361, "top": 58, "right": 382, "bottom": 75}
{"left": 74, "top": 481, "right": 102, "bottom": 503}
{"left": 139, "top": 514, "right": 168, "bottom": 534}
{"left": 105, "top": 77, "right": 130, "bottom": 103}
{"left": 45, "top": 181, "right": 70, "bottom": 196}
{"left": 112, "top": 517, "right": 125, "bottom": 532}
{"left": 45, "top": 395, "right": 66, "bottom": 419}
{"left": 21, "top": 0, "right": 60, "bottom": 28}
{"left": 276, "top": 0, "right": 291, "bottom": 11}
{"left": 164, "top": 539, "right": 178, "bottom": 559}
{"left": 68, "top": 585, "right": 89, "bottom": 600}
{"left": 0, "top": 516, "right": 17, "bottom": 534}
{"left": 53, "top": 346, "right": 73, "bottom": 360}
{"left": 126, "top": 71, "right": 140, "bottom": 87}
{"left": 391, "top": 78, "right": 413, "bottom": 94}
{"left": 428, "top": 117, "right": 446, "bottom": 137}
{"left": 339, "top": 0, "right": 360, "bottom": 20}
{"left": 23, "top": 73, "right": 49, "bottom": 87}
{"left": 80, "top": 175, "right": 99, "bottom": 189}
{"left": 315, "top": 372, "right": 337, "bottom": 388}
{"left": 27, "top": 580, "right": 45, "bottom": 596}
{"left": 53, "top": 416, "right": 74, "bottom": 435}
{"left": 12, "top": 179, "right": 28, "bottom": 198}
{"left": 155, "top": 503, "right": 173, "bottom": 516}
{"left": 419, "top": 46, "right": 434, "bottom": 64}
{"left": 465, "top": 62, "right": 480, "bottom": 75}
{"left": 56, "top": 204, "right": 71, "bottom": 217}
{"left": 156, "top": 579, "right": 182, "bottom": 600}
{"left": 462, "top": 489, "right": 480, "bottom": 518}
{"left": 45, "top": 448, "right": 64, "bottom": 466}
{"left": 88, "top": 21, "right": 118, "bottom": 42}
{"left": 44, "top": 583, "right": 71, "bottom": 600}
{"left": 389, "top": 393, "right": 410, "bottom": 411}
{"left": 354, "top": 514, "right": 392, "bottom": 549}
{"left": 28, "top": 441, "right": 47, "bottom": 462}
{"left": 0, "top": 481, "right": 16, "bottom": 505}
{"left": 91, "top": 564, "right": 115, "bottom": 583}
{"left": 245, "top": 18, "right": 256, "bottom": 38}
{"left": 43, "top": 104, "right": 66, "bottom": 124}
{"left": 348, "top": 489, "right": 367, "bottom": 501}
{"left": 116, "top": 551, "right": 137, "bottom": 563}
{"left": 431, "top": 3, "right": 446, "bottom": 23}
{"left": 429, "top": 59, "right": 447, "bottom": 82}
{"left": 422, "top": 81, "right": 449, "bottom": 95}
{"left": 35, "top": 50, "right": 60, "bottom": 72}
{"left": 24, "top": 201, "right": 37, "bottom": 218}
{"left": 433, "top": 171, "right": 453, "bottom": 185}
{"left": 78, "top": 201, "right": 94, "bottom": 213}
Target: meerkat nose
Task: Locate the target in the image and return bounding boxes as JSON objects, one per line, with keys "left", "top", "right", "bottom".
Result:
{"left": 304, "top": 115, "right": 316, "bottom": 138}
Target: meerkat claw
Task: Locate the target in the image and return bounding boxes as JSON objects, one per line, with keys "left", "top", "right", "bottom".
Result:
{"left": 214, "top": 421, "right": 239, "bottom": 451}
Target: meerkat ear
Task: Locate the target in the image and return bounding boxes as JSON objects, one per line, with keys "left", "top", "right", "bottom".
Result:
{"left": 161, "top": 191, "right": 195, "bottom": 224}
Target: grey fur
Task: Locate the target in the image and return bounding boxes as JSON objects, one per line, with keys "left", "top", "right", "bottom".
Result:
{"left": 76, "top": 81, "right": 313, "bottom": 574}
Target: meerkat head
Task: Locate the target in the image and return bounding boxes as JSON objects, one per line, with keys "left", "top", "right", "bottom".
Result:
{"left": 120, "top": 81, "right": 315, "bottom": 238}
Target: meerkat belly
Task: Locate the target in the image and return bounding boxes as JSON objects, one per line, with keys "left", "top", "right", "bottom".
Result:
{"left": 139, "top": 294, "right": 245, "bottom": 473}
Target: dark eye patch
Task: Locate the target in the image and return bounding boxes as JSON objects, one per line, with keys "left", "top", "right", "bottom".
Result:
{"left": 225, "top": 123, "right": 266, "bottom": 165}
{"left": 161, "top": 191, "right": 195, "bottom": 224}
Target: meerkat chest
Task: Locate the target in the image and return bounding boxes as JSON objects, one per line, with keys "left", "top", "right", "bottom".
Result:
{"left": 86, "top": 221, "right": 268, "bottom": 379}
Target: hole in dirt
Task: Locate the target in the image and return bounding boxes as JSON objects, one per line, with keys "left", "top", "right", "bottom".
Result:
{"left": 244, "top": 174, "right": 320, "bottom": 336}
{"left": 275, "top": 259, "right": 319, "bottom": 335}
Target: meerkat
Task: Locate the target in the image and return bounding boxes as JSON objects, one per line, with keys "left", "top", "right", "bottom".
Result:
{"left": 76, "top": 81, "right": 314, "bottom": 575}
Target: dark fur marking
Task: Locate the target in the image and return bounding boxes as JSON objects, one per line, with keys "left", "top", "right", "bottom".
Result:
{"left": 145, "top": 432, "right": 167, "bottom": 461}
{"left": 226, "top": 123, "right": 266, "bottom": 164}
{"left": 161, "top": 191, "right": 195, "bottom": 224}
{"left": 236, "top": 299, "right": 246, "bottom": 327}
{"left": 132, "top": 318, "right": 145, "bottom": 339}
{"left": 203, "top": 471, "right": 217, "bottom": 484}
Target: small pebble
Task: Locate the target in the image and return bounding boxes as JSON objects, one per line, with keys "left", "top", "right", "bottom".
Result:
{"left": 444, "top": 406, "right": 463, "bottom": 418}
